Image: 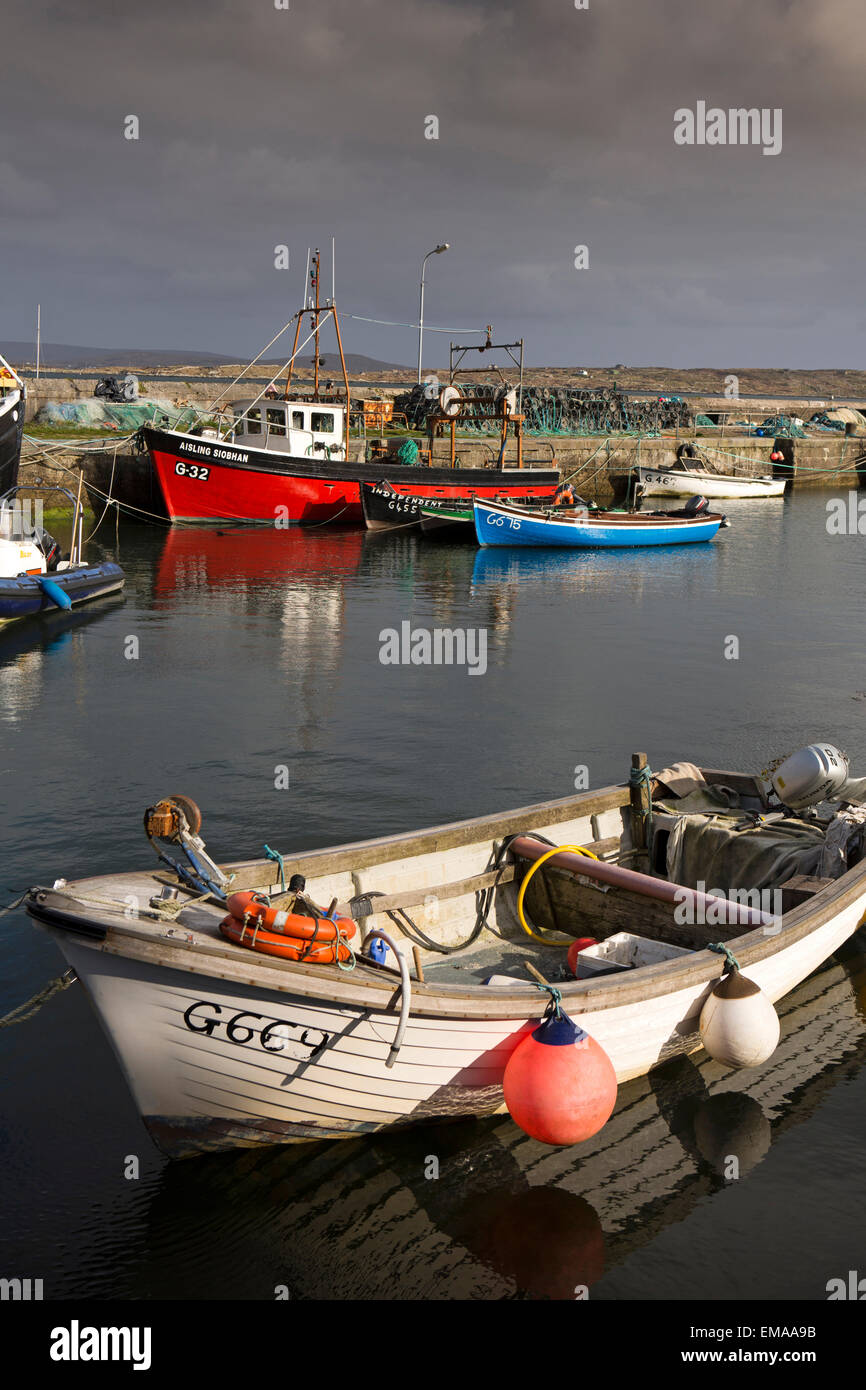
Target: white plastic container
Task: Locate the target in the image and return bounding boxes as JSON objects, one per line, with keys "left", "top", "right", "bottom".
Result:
{"left": 576, "top": 931, "right": 692, "bottom": 977}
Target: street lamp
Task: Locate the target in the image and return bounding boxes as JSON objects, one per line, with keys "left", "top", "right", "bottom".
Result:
{"left": 417, "top": 243, "right": 450, "bottom": 384}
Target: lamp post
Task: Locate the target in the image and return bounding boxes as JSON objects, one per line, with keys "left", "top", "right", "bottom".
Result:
{"left": 417, "top": 243, "right": 449, "bottom": 384}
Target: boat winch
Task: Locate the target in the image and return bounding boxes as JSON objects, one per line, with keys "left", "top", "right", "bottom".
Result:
{"left": 143, "top": 795, "right": 231, "bottom": 899}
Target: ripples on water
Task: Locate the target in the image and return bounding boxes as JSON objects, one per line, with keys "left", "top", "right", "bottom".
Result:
{"left": 1, "top": 491, "right": 865, "bottom": 1297}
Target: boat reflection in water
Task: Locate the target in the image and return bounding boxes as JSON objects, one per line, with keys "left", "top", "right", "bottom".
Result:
{"left": 0, "top": 601, "right": 123, "bottom": 725}
{"left": 151, "top": 525, "right": 367, "bottom": 607}
{"left": 471, "top": 538, "right": 721, "bottom": 597}
{"left": 130, "top": 946, "right": 865, "bottom": 1299}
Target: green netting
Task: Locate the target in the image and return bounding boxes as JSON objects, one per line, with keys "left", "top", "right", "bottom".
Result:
{"left": 394, "top": 382, "right": 692, "bottom": 436}
{"left": 393, "top": 437, "right": 420, "bottom": 466}
{"left": 34, "top": 398, "right": 200, "bottom": 430}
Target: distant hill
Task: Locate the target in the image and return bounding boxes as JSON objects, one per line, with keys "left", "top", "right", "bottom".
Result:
{"left": 1, "top": 342, "right": 405, "bottom": 372}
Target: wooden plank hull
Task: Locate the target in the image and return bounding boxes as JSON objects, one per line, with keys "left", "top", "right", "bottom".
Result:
{"left": 28, "top": 772, "right": 866, "bottom": 1157}
{"left": 636, "top": 465, "right": 786, "bottom": 499}
{"left": 361, "top": 481, "right": 558, "bottom": 533}
{"left": 47, "top": 890, "right": 865, "bottom": 1157}
{"left": 143, "top": 956, "right": 865, "bottom": 1295}
{"left": 474, "top": 498, "right": 723, "bottom": 548}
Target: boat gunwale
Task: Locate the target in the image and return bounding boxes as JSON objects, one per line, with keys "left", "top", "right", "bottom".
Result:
{"left": 473, "top": 497, "right": 726, "bottom": 528}
{"left": 25, "top": 770, "right": 866, "bottom": 1019}
{"left": 144, "top": 426, "right": 560, "bottom": 486}
{"left": 637, "top": 465, "right": 780, "bottom": 483}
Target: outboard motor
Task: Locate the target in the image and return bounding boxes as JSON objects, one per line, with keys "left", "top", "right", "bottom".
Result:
{"left": 34, "top": 527, "right": 61, "bottom": 570}
{"left": 771, "top": 744, "right": 866, "bottom": 810}
{"left": 682, "top": 495, "right": 709, "bottom": 516}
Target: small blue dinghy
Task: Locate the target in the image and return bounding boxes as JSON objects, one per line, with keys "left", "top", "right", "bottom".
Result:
{"left": 0, "top": 484, "right": 125, "bottom": 624}
{"left": 474, "top": 495, "right": 726, "bottom": 548}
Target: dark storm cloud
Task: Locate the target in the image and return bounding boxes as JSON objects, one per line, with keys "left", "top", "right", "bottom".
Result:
{"left": 1, "top": 0, "right": 864, "bottom": 365}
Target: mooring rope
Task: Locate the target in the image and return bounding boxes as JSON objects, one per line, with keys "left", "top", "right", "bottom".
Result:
{"left": 83, "top": 445, "right": 119, "bottom": 541}
{"left": 0, "top": 892, "right": 27, "bottom": 918}
{"left": 0, "top": 969, "right": 78, "bottom": 1029}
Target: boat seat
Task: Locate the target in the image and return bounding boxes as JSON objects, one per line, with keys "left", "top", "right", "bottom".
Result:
{"left": 345, "top": 864, "right": 516, "bottom": 919}
{"left": 344, "top": 837, "right": 620, "bottom": 921}
{"left": 779, "top": 875, "right": 836, "bottom": 913}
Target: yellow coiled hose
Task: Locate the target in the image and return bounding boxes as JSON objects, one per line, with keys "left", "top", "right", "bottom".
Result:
{"left": 516, "top": 844, "right": 600, "bottom": 945}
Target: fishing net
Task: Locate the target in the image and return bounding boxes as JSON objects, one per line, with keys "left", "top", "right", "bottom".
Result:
{"left": 393, "top": 437, "right": 420, "bottom": 466}
{"left": 393, "top": 383, "right": 693, "bottom": 436}
{"left": 34, "top": 398, "right": 190, "bottom": 430}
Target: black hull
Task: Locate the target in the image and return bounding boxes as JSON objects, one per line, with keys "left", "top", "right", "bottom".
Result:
{"left": 360, "top": 479, "right": 560, "bottom": 533}
{"left": 0, "top": 388, "right": 24, "bottom": 496}
{"left": 82, "top": 447, "right": 169, "bottom": 523}
{"left": 362, "top": 483, "right": 476, "bottom": 532}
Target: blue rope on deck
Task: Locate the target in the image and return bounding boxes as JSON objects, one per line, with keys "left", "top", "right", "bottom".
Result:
{"left": 263, "top": 844, "right": 286, "bottom": 892}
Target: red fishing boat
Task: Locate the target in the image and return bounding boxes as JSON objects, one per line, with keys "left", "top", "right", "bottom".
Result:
{"left": 143, "top": 251, "right": 560, "bottom": 525}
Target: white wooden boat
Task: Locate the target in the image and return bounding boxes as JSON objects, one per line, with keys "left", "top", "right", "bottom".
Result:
{"left": 145, "top": 954, "right": 865, "bottom": 1297}
{"left": 24, "top": 748, "right": 866, "bottom": 1157}
{"left": 636, "top": 463, "right": 786, "bottom": 499}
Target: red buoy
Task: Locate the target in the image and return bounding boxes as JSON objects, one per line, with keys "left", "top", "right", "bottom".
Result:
{"left": 567, "top": 937, "right": 598, "bottom": 977}
{"left": 503, "top": 1006, "right": 617, "bottom": 1146}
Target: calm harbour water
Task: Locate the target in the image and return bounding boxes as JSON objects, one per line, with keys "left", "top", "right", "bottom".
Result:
{"left": 1, "top": 489, "right": 865, "bottom": 1300}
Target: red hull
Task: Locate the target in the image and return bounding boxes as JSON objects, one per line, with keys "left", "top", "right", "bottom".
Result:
{"left": 144, "top": 427, "right": 560, "bottom": 525}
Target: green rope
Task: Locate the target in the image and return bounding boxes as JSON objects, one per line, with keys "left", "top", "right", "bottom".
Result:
{"left": 629, "top": 762, "right": 654, "bottom": 832}
{"left": 263, "top": 844, "right": 286, "bottom": 892}
{"left": 708, "top": 942, "right": 741, "bottom": 974}
{"left": 535, "top": 982, "right": 563, "bottom": 1017}
{"left": 0, "top": 892, "right": 27, "bottom": 918}
{"left": 0, "top": 969, "right": 77, "bottom": 1029}
{"left": 330, "top": 910, "right": 356, "bottom": 973}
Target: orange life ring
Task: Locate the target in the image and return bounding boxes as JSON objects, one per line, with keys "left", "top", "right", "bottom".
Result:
{"left": 219, "top": 913, "right": 355, "bottom": 964}
{"left": 226, "top": 890, "right": 355, "bottom": 942}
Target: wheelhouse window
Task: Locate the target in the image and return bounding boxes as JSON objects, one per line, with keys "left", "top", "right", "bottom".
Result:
{"left": 311, "top": 412, "right": 335, "bottom": 434}
{"left": 266, "top": 407, "right": 287, "bottom": 436}
{"left": 245, "top": 408, "right": 262, "bottom": 435}
{"left": 292, "top": 411, "right": 305, "bottom": 429}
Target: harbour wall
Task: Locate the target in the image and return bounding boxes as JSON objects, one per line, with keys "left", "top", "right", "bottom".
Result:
{"left": 401, "top": 433, "right": 866, "bottom": 500}
{"left": 17, "top": 433, "right": 866, "bottom": 515}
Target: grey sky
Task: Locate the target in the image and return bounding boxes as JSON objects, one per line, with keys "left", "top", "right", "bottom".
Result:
{"left": 2, "top": 0, "right": 863, "bottom": 366}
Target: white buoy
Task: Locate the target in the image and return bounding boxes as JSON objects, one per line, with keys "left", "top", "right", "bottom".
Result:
{"left": 699, "top": 970, "right": 780, "bottom": 1068}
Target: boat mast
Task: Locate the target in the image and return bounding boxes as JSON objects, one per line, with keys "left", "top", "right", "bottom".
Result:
{"left": 312, "top": 249, "right": 320, "bottom": 402}
{"left": 281, "top": 239, "right": 350, "bottom": 454}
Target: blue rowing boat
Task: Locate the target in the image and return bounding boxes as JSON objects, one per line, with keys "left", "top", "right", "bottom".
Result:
{"left": 473, "top": 496, "right": 725, "bottom": 548}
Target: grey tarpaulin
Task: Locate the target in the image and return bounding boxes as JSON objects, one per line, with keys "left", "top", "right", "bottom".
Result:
{"left": 665, "top": 813, "right": 827, "bottom": 895}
